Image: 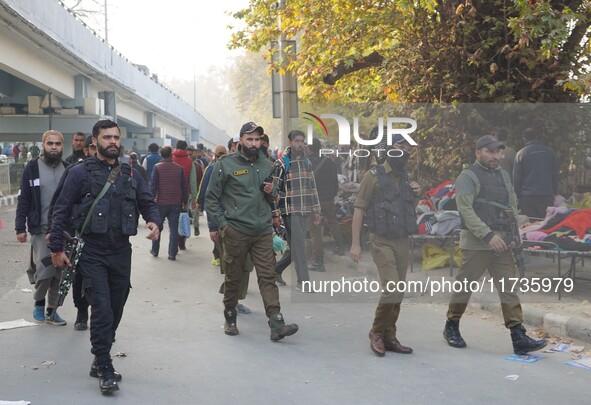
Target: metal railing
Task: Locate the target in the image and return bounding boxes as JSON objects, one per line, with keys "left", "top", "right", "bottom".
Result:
{"left": 0, "top": 163, "right": 24, "bottom": 197}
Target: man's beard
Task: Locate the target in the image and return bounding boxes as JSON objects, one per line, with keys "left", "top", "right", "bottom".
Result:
{"left": 43, "top": 150, "right": 62, "bottom": 165}
{"left": 292, "top": 147, "right": 304, "bottom": 157}
{"left": 244, "top": 146, "right": 259, "bottom": 159}
{"left": 478, "top": 157, "right": 498, "bottom": 170}
{"left": 98, "top": 144, "right": 121, "bottom": 159}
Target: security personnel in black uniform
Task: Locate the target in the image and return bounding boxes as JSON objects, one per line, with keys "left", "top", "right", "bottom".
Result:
{"left": 49, "top": 120, "right": 160, "bottom": 395}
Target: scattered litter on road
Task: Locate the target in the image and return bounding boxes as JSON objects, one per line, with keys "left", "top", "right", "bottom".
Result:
{"left": 504, "top": 374, "right": 519, "bottom": 381}
{"left": 0, "top": 319, "right": 37, "bottom": 331}
{"left": 505, "top": 354, "right": 544, "bottom": 363}
{"left": 20, "top": 288, "right": 32, "bottom": 293}
{"left": 40, "top": 360, "right": 55, "bottom": 367}
{"left": 304, "top": 316, "right": 313, "bottom": 319}
{"left": 550, "top": 343, "right": 571, "bottom": 352}
{"left": 566, "top": 358, "right": 591, "bottom": 371}
{"left": 533, "top": 328, "right": 550, "bottom": 338}
{"left": 114, "top": 352, "right": 127, "bottom": 357}
{"left": 569, "top": 345, "right": 585, "bottom": 353}
{"left": 0, "top": 400, "right": 31, "bottom": 405}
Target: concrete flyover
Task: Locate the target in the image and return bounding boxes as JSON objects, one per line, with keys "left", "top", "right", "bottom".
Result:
{"left": 0, "top": 0, "right": 228, "bottom": 153}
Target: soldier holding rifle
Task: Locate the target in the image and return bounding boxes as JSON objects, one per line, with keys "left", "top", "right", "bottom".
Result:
{"left": 443, "top": 135, "right": 547, "bottom": 355}
{"left": 49, "top": 120, "right": 160, "bottom": 395}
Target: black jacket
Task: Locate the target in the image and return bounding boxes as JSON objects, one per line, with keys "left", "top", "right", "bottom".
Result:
{"left": 15, "top": 158, "right": 68, "bottom": 235}
{"left": 310, "top": 156, "right": 339, "bottom": 201}
{"left": 514, "top": 140, "right": 559, "bottom": 197}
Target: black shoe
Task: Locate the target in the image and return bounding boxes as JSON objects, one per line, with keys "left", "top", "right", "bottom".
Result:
{"left": 224, "top": 308, "right": 239, "bottom": 336}
{"left": 333, "top": 245, "right": 346, "bottom": 256}
{"left": 98, "top": 367, "right": 119, "bottom": 394}
{"left": 168, "top": 256, "right": 176, "bottom": 261}
{"left": 269, "top": 313, "right": 298, "bottom": 341}
{"left": 309, "top": 257, "right": 326, "bottom": 272}
{"left": 90, "top": 358, "right": 122, "bottom": 382}
{"left": 194, "top": 227, "right": 200, "bottom": 236}
{"left": 510, "top": 324, "right": 548, "bottom": 355}
{"left": 150, "top": 250, "right": 158, "bottom": 257}
{"left": 74, "top": 308, "right": 88, "bottom": 331}
{"left": 443, "top": 320, "right": 467, "bottom": 348}
{"left": 275, "top": 273, "right": 286, "bottom": 286}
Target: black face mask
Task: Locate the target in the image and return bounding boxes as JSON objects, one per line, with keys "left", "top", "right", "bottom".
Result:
{"left": 386, "top": 151, "right": 410, "bottom": 172}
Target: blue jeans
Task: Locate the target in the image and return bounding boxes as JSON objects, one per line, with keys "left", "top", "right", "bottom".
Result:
{"left": 152, "top": 205, "right": 180, "bottom": 257}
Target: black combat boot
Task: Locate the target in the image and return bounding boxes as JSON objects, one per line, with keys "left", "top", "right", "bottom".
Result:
{"left": 224, "top": 308, "right": 239, "bottom": 336}
{"left": 74, "top": 308, "right": 88, "bottom": 331}
{"left": 510, "top": 324, "right": 548, "bottom": 355}
{"left": 309, "top": 256, "right": 326, "bottom": 272}
{"left": 90, "top": 357, "right": 122, "bottom": 382}
{"left": 95, "top": 357, "right": 119, "bottom": 395}
{"left": 333, "top": 244, "right": 345, "bottom": 256}
{"left": 443, "top": 319, "right": 467, "bottom": 348}
{"left": 269, "top": 313, "right": 299, "bottom": 341}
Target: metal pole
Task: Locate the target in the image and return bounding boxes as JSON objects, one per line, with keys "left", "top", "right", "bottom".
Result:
{"left": 104, "top": 0, "right": 108, "bottom": 43}
{"left": 48, "top": 89, "right": 52, "bottom": 130}
{"left": 278, "top": 0, "right": 291, "bottom": 148}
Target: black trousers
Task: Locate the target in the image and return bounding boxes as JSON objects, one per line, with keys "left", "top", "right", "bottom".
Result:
{"left": 78, "top": 248, "right": 132, "bottom": 359}
{"left": 72, "top": 271, "right": 89, "bottom": 310}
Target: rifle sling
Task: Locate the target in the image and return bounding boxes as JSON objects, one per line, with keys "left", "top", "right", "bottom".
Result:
{"left": 473, "top": 198, "right": 511, "bottom": 211}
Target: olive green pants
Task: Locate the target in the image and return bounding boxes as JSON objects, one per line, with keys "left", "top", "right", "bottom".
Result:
{"left": 370, "top": 234, "right": 409, "bottom": 340}
{"left": 221, "top": 226, "right": 280, "bottom": 317}
{"left": 218, "top": 249, "right": 253, "bottom": 301}
{"left": 446, "top": 249, "right": 523, "bottom": 328}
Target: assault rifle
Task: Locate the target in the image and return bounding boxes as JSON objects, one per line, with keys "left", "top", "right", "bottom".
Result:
{"left": 505, "top": 210, "right": 526, "bottom": 279}
{"left": 56, "top": 231, "right": 85, "bottom": 307}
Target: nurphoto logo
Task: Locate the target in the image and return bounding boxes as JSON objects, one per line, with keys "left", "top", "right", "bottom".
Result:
{"left": 303, "top": 112, "right": 418, "bottom": 158}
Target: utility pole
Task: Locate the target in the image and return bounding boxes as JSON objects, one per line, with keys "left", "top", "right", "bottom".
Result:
{"left": 278, "top": 0, "right": 291, "bottom": 148}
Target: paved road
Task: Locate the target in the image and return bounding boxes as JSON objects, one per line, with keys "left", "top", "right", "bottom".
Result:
{"left": 0, "top": 216, "right": 589, "bottom": 404}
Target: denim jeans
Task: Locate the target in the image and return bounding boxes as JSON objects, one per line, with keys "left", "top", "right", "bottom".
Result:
{"left": 152, "top": 204, "right": 181, "bottom": 258}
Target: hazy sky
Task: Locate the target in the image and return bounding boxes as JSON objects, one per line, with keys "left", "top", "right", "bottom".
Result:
{"left": 83, "top": 0, "right": 250, "bottom": 80}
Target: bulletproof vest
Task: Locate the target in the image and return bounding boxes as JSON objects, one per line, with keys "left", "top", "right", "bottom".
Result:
{"left": 464, "top": 164, "right": 511, "bottom": 231}
{"left": 71, "top": 159, "right": 138, "bottom": 236}
{"left": 366, "top": 165, "right": 418, "bottom": 238}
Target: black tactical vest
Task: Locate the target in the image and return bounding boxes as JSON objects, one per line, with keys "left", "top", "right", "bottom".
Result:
{"left": 70, "top": 159, "right": 138, "bottom": 236}
{"left": 366, "top": 165, "right": 418, "bottom": 238}
{"left": 464, "top": 164, "right": 511, "bottom": 231}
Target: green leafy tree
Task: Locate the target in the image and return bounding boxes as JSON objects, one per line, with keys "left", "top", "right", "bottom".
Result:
{"left": 229, "top": 1, "right": 591, "bottom": 189}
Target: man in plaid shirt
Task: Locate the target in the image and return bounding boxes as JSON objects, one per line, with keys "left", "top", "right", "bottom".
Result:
{"left": 273, "top": 130, "right": 321, "bottom": 289}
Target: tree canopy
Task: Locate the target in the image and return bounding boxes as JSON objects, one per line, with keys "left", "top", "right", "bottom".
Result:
{"left": 230, "top": 1, "right": 591, "bottom": 103}
{"left": 229, "top": 1, "right": 591, "bottom": 190}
